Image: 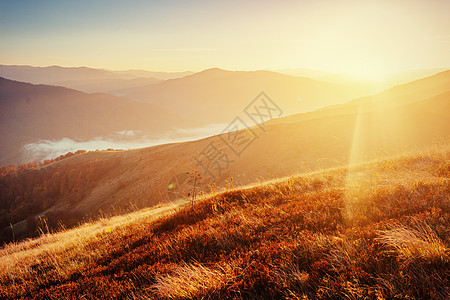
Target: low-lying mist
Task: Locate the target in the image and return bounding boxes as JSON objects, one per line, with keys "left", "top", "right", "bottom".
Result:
{"left": 21, "top": 124, "right": 227, "bottom": 163}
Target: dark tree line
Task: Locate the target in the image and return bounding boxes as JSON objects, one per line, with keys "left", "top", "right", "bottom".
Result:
{"left": 0, "top": 154, "right": 121, "bottom": 243}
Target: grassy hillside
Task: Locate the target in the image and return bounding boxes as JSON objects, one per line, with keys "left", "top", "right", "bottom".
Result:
{"left": 1, "top": 80, "right": 448, "bottom": 243}
{"left": 0, "top": 147, "right": 448, "bottom": 299}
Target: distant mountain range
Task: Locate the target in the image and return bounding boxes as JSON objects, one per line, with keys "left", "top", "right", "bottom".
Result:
{"left": 0, "top": 77, "right": 196, "bottom": 165}
{"left": 0, "top": 66, "right": 448, "bottom": 169}
{"left": 0, "top": 65, "right": 193, "bottom": 95}
{"left": 122, "top": 67, "right": 373, "bottom": 125}
{"left": 268, "top": 70, "right": 450, "bottom": 125}
{"left": 275, "top": 67, "right": 446, "bottom": 88}
{"left": 0, "top": 65, "right": 376, "bottom": 166}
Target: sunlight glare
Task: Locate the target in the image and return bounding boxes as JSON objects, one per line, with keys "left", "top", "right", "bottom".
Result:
{"left": 345, "top": 63, "right": 392, "bottom": 82}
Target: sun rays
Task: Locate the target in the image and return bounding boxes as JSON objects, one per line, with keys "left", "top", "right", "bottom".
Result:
{"left": 343, "top": 95, "right": 406, "bottom": 222}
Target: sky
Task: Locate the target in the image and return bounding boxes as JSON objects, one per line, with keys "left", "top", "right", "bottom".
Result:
{"left": 1, "top": 0, "right": 449, "bottom": 76}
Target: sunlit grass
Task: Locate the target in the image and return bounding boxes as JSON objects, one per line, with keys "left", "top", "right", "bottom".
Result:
{"left": 0, "top": 146, "right": 448, "bottom": 299}
{"left": 0, "top": 201, "right": 183, "bottom": 295}
{"left": 151, "top": 262, "right": 236, "bottom": 299}
{"left": 377, "top": 222, "right": 449, "bottom": 266}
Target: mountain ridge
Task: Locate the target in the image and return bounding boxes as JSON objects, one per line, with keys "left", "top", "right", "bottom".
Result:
{"left": 122, "top": 67, "right": 373, "bottom": 125}
{"left": 0, "top": 77, "right": 197, "bottom": 165}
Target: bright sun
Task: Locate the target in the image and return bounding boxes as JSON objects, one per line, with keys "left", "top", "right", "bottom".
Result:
{"left": 345, "top": 64, "right": 392, "bottom": 82}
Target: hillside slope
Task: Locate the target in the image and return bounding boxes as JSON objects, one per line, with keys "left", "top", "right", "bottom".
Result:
{"left": 0, "top": 148, "right": 448, "bottom": 299}
{"left": 1, "top": 83, "right": 448, "bottom": 242}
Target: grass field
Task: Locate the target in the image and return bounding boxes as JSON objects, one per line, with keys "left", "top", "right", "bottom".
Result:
{"left": 0, "top": 147, "right": 448, "bottom": 299}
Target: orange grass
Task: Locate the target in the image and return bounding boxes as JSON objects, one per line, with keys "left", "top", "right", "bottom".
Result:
{"left": 0, "top": 147, "right": 448, "bottom": 299}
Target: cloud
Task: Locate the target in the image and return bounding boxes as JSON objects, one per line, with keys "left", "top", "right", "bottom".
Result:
{"left": 22, "top": 137, "right": 164, "bottom": 162}
{"left": 151, "top": 48, "right": 222, "bottom": 52}
{"left": 115, "top": 130, "right": 137, "bottom": 137}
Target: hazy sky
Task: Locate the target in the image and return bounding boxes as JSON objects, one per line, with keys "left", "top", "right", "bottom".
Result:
{"left": 1, "top": 0, "right": 449, "bottom": 74}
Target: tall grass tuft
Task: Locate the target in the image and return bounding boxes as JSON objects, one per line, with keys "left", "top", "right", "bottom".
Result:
{"left": 150, "top": 262, "right": 236, "bottom": 299}
{"left": 377, "top": 221, "right": 448, "bottom": 267}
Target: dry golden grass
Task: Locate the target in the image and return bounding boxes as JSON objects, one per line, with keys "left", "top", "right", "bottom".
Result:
{"left": 0, "top": 146, "right": 448, "bottom": 299}
{"left": 151, "top": 262, "right": 236, "bottom": 299}
{"left": 377, "top": 222, "right": 448, "bottom": 266}
{"left": 0, "top": 201, "right": 183, "bottom": 296}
